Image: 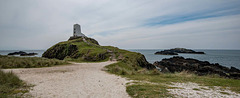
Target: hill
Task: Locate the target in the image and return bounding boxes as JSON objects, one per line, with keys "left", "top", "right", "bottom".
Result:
{"left": 42, "top": 37, "right": 155, "bottom": 74}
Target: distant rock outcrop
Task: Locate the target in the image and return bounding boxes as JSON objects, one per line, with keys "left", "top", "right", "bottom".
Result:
{"left": 8, "top": 51, "right": 27, "bottom": 55}
{"left": 8, "top": 51, "right": 38, "bottom": 56}
{"left": 155, "top": 51, "right": 178, "bottom": 55}
{"left": 155, "top": 48, "right": 205, "bottom": 55}
{"left": 153, "top": 56, "right": 240, "bottom": 79}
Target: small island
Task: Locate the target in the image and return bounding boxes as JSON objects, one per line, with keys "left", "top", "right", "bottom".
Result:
{"left": 155, "top": 48, "right": 205, "bottom": 55}
{"left": 8, "top": 51, "right": 38, "bottom": 56}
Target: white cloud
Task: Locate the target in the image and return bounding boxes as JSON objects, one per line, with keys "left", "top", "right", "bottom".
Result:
{"left": 0, "top": 0, "right": 240, "bottom": 50}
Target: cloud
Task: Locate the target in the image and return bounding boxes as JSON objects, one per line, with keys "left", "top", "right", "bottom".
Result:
{"left": 0, "top": 0, "right": 240, "bottom": 50}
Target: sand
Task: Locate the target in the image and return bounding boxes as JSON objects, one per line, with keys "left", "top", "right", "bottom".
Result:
{"left": 4, "top": 61, "right": 130, "bottom": 98}
{"left": 167, "top": 82, "right": 240, "bottom": 98}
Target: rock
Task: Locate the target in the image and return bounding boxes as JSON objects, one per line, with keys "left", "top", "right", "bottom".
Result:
{"left": 169, "top": 48, "right": 205, "bottom": 54}
{"left": 229, "top": 67, "right": 240, "bottom": 73}
{"left": 8, "top": 51, "right": 27, "bottom": 55}
{"left": 20, "top": 53, "right": 38, "bottom": 56}
{"left": 155, "top": 48, "right": 205, "bottom": 55}
{"left": 153, "top": 56, "right": 240, "bottom": 79}
{"left": 42, "top": 44, "right": 79, "bottom": 60}
{"left": 155, "top": 50, "right": 178, "bottom": 55}
{"left": 8, "top": 51, "right": 38, "bottom": 56}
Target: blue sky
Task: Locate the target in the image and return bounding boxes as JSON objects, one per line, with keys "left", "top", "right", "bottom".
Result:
{"left": 0, "top": 0, "right": 240, "bottom": 50}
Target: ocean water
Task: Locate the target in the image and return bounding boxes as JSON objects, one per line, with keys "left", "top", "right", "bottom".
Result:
{"left": 129, "top": 49, "right": 240, "bottom": 69}
{"left": 0, "top": 49, "right": 240, "bottom": 69}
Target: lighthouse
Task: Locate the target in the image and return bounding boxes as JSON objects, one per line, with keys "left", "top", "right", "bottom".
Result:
{"left": 73, "top": 24, "right": 85, "bottom": 37}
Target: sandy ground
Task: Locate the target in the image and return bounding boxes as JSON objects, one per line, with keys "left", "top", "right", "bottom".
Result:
{"left": 167, "top": 82, "right": 240, "bottom": 98}
{"left": 4, "top": 61, "right": 130, "bottom": 98}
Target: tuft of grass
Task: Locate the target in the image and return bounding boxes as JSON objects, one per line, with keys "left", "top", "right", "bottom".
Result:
{"left": 0, "top": 69, "right": 30, "bottom": 97}
{"left": 220, "top": 91, "right": 230, "bottom": 95}
{"left": 193, "top": 88, "right": 200, "bottom": 91}
{"left": 127, "top": 83, "right": 173, "bottom": 98}
{"left": 0, "top": 55, "right": 68, "bottom": 68}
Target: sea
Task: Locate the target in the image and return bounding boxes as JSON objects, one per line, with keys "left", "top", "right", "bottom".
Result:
{"left": 0, "top": 49, "right": 240, "bottom": 69}
{"left": 129, "top": 49, "right": 240, "bottom": 69}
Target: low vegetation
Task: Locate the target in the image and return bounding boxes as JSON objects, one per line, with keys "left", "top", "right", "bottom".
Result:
{"left": 0, "top": 69, "right": 30, "bottom": 97}
{"left": 105, "top": 57, "right": 240, "bottom": 97}
{"left": 127, "top": 72, "right": 240, "bottom": 97}
{"left": 104, "top": 46, "right": 154, "bottom": 75}
{"left": 0, "top": 55, "right": 68, "bottom": 68}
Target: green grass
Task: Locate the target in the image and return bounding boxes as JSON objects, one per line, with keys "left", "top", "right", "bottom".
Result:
{"left": 0, "top": 69, "right": 30, "bottom": 97}
{"left": 43, "top": 37, "right": 110, "bottom": 62}
{"left": 104, "top": 46, "right": 151, "bottom": 75}
{"left": 0, "top": 55, "right": 68, "bottom": 68}
{"left": 127, "top": 83, "right": 173, "bottom": 98}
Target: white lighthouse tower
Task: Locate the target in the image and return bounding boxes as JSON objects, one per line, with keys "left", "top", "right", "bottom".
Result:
{"left": 73, "top": 24, "right": 85, "bottom": 37}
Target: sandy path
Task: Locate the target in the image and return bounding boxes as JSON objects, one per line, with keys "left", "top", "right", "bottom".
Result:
{"left": 4, "top": 61, "right": 130, "bottom": 98}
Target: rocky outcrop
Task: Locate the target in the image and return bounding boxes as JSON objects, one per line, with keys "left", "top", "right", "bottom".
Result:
{"left": 155, "top": 50, "right": 178, "bottom": 55}
{"left": 42, "top": 44, "right": 78, "bottom": 60}
{"left": 8, "top": 51, "right": 38, "bottom": 56}
{"left": 20, "top": 53, "right": 38, "bottom": 56}
{"left": 155, "top": 48, "right": 205, "bottom": 55}
{"left": 153, "top": 56, "right": 240, "bottom": 79}
{"left": 8, "top": 51, "right": 27, "bottom": 55}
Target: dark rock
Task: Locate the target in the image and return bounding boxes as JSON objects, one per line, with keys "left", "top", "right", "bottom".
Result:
{"left": 8, "top": 51, "right": 27, "bottom": 55}
{"left": 229, "top": 67, "right": 240, "bottom": 73}
{"left": 155, "top": 48, "right": 205, "bottom": 55}
{"left": 153, "top": 56, "right": 240, "bottom": 79}
{"left": 8, "top": 51, "right": 38, "bottom": 56}
{"left": 42, "top": 44, "right": 79, "bottom": 60}
{"left": 20, "top": 53, "right": 38, "bottom": 56}
{"left": 155, "top": 50, "right": 178, "bottom": 55}
{"left": 169, "top": 48, "right": 205, "bottom": 54}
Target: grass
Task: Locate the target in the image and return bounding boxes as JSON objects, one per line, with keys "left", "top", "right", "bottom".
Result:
{"left": 103, "top": 46, "right": 240, "bottom": 97}
{"left": 105, "top": 62, "right": 240, "bottom": 97}
{"left": 43, "top": 37, "right": 110, "bottom": 62}
{"left": 104, "top": 46, "right": 151, "bottom": 75}
{"left": 0, "top": 55, "right": 68, "bottom": 68}
{"left": 127, "top": 83, "right": 173, "bottom": 98}
{"left": 0, "top": 69, "right": 31, "bottom": 97}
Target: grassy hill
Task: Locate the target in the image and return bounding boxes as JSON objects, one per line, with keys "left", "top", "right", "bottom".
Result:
{"left": 42, "top": 37, "right": 155, "bottom": 71}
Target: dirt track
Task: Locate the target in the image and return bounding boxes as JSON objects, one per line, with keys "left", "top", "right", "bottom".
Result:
{"left": 4, "top": 61, "right": 130, "bottom": 98}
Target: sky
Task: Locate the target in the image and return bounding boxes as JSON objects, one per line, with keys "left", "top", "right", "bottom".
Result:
{"left": 0, "top": 0, "right": 240, "bottom": 50}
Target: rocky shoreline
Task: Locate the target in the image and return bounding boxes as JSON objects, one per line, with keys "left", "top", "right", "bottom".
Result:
{"left": 153, "top": 56, "right": 240, "bottom": 79}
